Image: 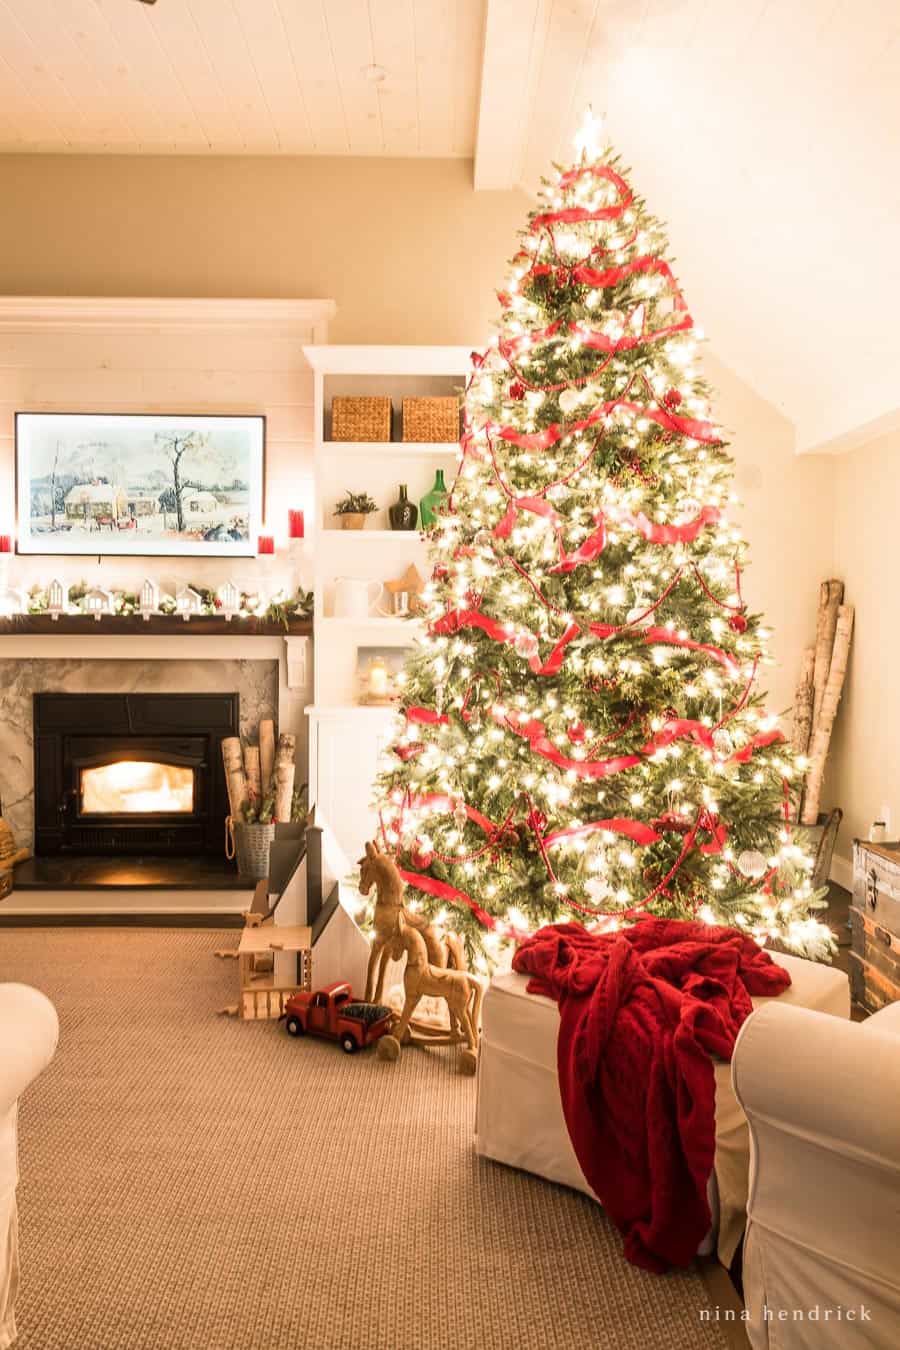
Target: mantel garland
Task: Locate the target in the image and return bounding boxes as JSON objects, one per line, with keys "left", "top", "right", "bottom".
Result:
{"left": 5, "top": 580, "right": 313, "bottom": 629}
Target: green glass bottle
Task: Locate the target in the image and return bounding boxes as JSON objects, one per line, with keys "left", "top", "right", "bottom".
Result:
{"left": 419, "top": 469, "right": 449, "bottom": 529}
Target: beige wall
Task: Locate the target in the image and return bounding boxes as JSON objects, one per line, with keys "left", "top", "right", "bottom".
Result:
{"left": 0, "top": 151, "right": 836, "bottom": 740}
{"left": 828, "top": 434, "right": 898, "bottom": 865}
{"left": 0, "top": 155, "right": 525, "bottom": 345}
{"left": 705, "top": 355, "right": 835, "bottom": 717}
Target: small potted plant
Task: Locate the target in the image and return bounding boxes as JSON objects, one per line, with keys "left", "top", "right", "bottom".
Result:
{"left": 333, "top": 491, "right": 378, "bottom": 531}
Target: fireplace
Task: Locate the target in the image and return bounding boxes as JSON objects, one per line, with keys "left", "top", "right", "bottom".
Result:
{"left": 33, "top": 692, "right": 239, "bottom": 856}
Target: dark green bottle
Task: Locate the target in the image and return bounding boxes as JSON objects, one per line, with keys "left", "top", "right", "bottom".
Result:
{"left": 388, "top": 484, "right": 418, "bottom": 531}
{"left": 419, "top": 469, "right": 449, "bottom": 529}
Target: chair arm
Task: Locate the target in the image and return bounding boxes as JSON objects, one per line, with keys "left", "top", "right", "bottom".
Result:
{"left": 732, "top": 1001, "right": 900, "bottom": 1168}
{"left": 0, "top": 984, "right": 59, "bottom": 1114}
{"left": 862, "top": 1000, "right": 900, "bottom": 1037}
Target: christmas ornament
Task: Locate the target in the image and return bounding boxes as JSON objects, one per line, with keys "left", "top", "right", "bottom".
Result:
{"left": 585, "top": 876, "right": 611, "bottom": 903}
{"left": 508, "top": 381, "right": 526, "bottom": 401}
{"left": 558, "top": 387, "right": 583, "bottom": 415}
{"left": 662, "top": 387, "right": 683, "bottom": 410}
{"left": 712, "top": 728, "right": 734, "bottom": 757}
{"left": 473, "top": 529, "right": 493, "bottom": 550}
{"left": 568, "top": 721, "right": 587, "bottom": 744}
{"left": 453, "top": 798, "right": 468, "bottom": 832}
{"left": 737, "top": 850, "right": 768, "bottom": 880}
{"left": 514, "top": 630, "right": 539, "bottom": 659}
{"left": 729, "top": 613, "right": 748, "bottom": 633}
{"left": 411, "top": 837, "right": 434, "bottom": 869}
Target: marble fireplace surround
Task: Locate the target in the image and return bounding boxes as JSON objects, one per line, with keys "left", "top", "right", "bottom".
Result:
{"left": 0, "top": 633, "right": 309, "bottom": 857}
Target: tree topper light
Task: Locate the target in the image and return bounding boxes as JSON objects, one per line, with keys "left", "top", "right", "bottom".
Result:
{"left": 573, "top": 106, "right": 604, "bottom": 162}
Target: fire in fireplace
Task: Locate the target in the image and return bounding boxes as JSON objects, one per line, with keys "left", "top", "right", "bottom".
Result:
{"left": 33, "top": 692, "right": 239, "bottom": 856}
{"left": 81, "top": 761, "right": 195, "bottom": 815}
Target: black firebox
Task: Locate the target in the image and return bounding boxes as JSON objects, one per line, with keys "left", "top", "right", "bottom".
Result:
{"left": 33, "top": 692, "right": 239, "bottom": 856}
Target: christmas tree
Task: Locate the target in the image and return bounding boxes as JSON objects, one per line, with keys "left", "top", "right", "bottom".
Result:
{"left": 374, "top": 111, "right": 832, "bottom": 968}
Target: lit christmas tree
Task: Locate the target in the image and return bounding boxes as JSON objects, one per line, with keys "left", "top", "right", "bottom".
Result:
{"left": 374, "top": 111, "right": 833, "bottom": 967}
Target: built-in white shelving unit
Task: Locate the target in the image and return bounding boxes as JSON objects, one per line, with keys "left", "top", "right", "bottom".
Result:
{"left": 301, "top": 344, "right": 473, "bottom": 859}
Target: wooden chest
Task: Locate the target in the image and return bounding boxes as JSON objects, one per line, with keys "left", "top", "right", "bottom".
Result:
{"left": 850, "top": 840, "right": 900, "bottom": 1013}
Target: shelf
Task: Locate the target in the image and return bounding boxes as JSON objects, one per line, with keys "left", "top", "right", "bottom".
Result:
{"left": 322, "top": 441, "right": 459, "bottom": 458}
{"left": 318, "top": 616, "right": 423, "bottom": 630}
{"left": 306, "top": 703, "right": 402, "bottom": 718}
{"left": 303, "top": 344, "right": 473, "bottom": 377}
{"left": 319, "top": 528, "right": 429, "bottom": 541}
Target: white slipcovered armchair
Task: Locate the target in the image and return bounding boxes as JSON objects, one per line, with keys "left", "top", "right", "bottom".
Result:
{"left": 0, "top": 984, "right": 59, "bottom": 1350}
{"left": 732, "top": 1000, "right": 900, "bottom": 1349}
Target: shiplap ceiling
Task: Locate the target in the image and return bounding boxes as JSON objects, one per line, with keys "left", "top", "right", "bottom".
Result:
{"left": 0, "top": 0, "right": 898, "bottom": 451}
{"left": 0, "top": 0, "right": 484, "bottom": 156}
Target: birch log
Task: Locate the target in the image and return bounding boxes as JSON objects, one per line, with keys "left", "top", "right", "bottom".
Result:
{"left": 273, "top": 732, "right": 297, "bottom": 823}
{"left": 259, "top": 719, "right": 275, "bottom": 797}
{"left": 791, "top": 647, "right": 816, "bottom": 756}
{"left": 244, "top": 744, "right": 261, "bottom": 804}
{"left": 800, "top": 604, "right": 854, "bottom": 825}
{"left": 811, "top": 580, "right": 844, "bottom": 732}
{"left": 221, "top": 737, "right": 248, "bottom": 819}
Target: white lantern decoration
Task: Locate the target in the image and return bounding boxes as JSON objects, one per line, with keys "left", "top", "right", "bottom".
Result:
{"left": 47, "top": 579, "right": 68, "bottom": 621}
{"left": 84, "top": 587, "right": 113, "bottom": 622}
{"left": 140, "top": 578, "right": 159, "bottom": 622}
{"left": 175, "top": 586, "right": 203, "bottom": 622}
{"left": 218, "top": 580, "right": 240, "bottom": 622}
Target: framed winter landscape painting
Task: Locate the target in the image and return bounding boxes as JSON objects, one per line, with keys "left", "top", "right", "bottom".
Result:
{"left": 15, "top": 412, "right": 265, "bottom": 557}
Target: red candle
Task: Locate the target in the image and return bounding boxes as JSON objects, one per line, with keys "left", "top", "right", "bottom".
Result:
{"left": 257, "top": 534, "right": 275, "bottom": 555}
{"left": 0, "top": 536, "right": 11, "bottom": 553}
{"left": 288, "top": 509, "right": 305, "bottom": 540}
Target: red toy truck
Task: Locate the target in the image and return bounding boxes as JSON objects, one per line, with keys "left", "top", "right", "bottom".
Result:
{"left": 282, "top": 983, "right": 392, "bottom": 1054}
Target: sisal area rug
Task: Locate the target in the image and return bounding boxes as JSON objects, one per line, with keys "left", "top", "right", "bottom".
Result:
{"left": 2, "top": 928, "right": 731, "bottom": 1350}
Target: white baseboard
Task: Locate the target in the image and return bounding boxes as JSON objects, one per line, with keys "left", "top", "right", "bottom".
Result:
{"left": 830, "top": 852, "right": 853, "bottom": 893}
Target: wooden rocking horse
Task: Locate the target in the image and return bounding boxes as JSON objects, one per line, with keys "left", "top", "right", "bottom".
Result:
{"left": 376, "top": 913, "right": 483, "bottom": 1075}
{"left": 358, "top": 841, "right": 481, "bottom": 1075}
{"left": 358, "top": 840, "right": 464, "bottom": 1004}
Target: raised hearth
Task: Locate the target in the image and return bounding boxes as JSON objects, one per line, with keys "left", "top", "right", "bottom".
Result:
{"left": 11, "top": 854, "right": 247, "bottom": 891}
{"left": 34, "top": 692, "right": 238, "bottom": 857}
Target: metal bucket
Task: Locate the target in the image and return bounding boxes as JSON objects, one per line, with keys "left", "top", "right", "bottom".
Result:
{"left": 233, "top": 821, "right": 276, "bottom": 880}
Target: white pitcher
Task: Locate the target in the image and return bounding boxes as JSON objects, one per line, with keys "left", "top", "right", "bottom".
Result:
{"left": 333, "top": 577, "right": 383, "bottom": 619}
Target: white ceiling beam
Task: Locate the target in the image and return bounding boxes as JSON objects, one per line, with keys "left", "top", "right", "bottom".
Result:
{"left": 473, "top": 0, "right": 546, "bottom": 190}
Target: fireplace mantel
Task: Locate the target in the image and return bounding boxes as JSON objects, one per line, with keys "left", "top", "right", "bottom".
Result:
{"left": 0, "top": 615, "right": 312, "bottom": 638}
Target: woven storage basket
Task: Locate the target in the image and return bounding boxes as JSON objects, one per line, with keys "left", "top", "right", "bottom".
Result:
{"left": 402, "top": 396, "right": 459, "bottom": 443}
{"left": 331, "top": 396, "right": 392, "bottom": 443}
{"left": 232, "top": 820, "right": 276, "bottom": 880}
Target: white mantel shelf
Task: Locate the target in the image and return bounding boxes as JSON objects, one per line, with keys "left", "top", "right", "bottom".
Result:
{"left": 0, "top": 296, "right": 336, "bottom": 335}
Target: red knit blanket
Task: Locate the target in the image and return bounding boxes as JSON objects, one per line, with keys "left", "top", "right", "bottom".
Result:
{"left": 511, "top": 917, "right": 791, "bottom": 1271}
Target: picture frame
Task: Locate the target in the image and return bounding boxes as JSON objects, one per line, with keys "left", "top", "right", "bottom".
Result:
{"left": 15, "top": 412, "right": 265, "bottom": 557}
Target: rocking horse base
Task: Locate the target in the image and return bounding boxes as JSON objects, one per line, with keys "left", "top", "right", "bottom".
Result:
{"left": 376, "top": 1023, "right": 479, "bottom": 1075}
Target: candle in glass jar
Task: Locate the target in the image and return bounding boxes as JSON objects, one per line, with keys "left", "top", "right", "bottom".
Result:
{"left": 257, "top": 535, "right": 275, "bottom": 555}
{"left": 368, "top": 657, "right": 389, "bottom": 700}
{"left": 288, "top": 509, "right": 305, "bottom": 540}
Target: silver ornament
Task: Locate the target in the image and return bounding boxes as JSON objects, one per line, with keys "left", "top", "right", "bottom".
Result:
{"left": 712, "top": 728, "right": 734, "bottom": 757}
{"left": 558, "top": 387, "right": 583, "bottom": 415}
{"left": 737, "top": 849, "right": 767, "bottom": 880}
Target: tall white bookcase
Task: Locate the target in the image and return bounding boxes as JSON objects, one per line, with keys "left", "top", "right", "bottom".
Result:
{"left": 302, "top": 345, "right": 473, "bottom": 861}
